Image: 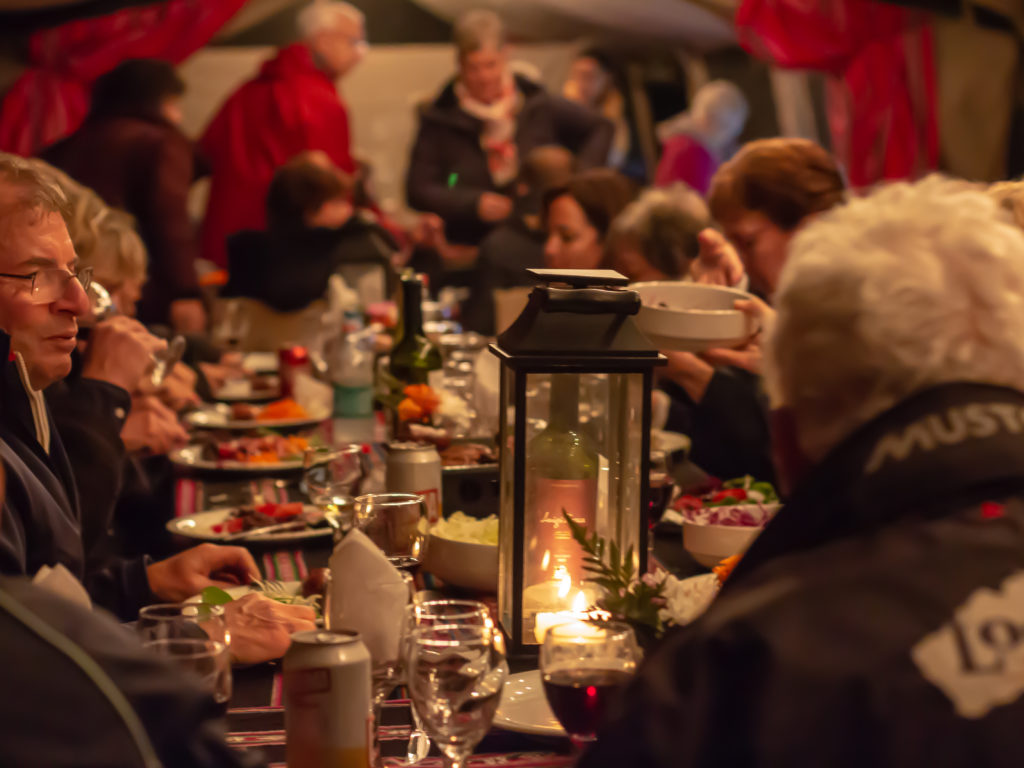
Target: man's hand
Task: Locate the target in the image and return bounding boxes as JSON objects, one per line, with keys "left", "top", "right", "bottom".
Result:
{"left": 137, "top": 361, "right": 199, "bottom": 412}
{"left": 477, "top": 192, "right": 513, "bottom": 223}
{"left": 170, "top": 298, "right": 207, "bottom": 335}
{"left": 691, "top": 228, "right": 746, "bottom": 287}
{"left": 146, "top": 543, "right": 260, "bottom": 602}
{"left": 701, "top": 297, "right": 775, "bottom": 375}
{"left": 222, "top": 593, "right": 317, "bottom": 664}
{"left": 81, "top": 316, "right": 166, "bottom": 393}
{"left": 120, "top": 395, "right": 189, "bottom": 454}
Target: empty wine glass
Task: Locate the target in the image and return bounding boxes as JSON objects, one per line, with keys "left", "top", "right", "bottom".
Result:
{"left": 137, "top": 603, "right": 232, "bottom": 711}
{"left": 143, "top": 638, "right": 232, "bottom": 711}
{"left": 397, "top": 599, "right": 492, "bottom": 764}
{"left": 540, "top": 621, "right": 639, "bottom": 752}
{"left": 354, "top": 493, "right": 427, "bottom": 571}
{"left": 303, "top": 444, "right": 366, "bottom": 500}
{"left": 648, "top": 449, "right": 674, "bottom": 528}
{"left": 406, "top": 622, "right": 507, "bottom": 768}
{"left": 86, "top": 281, "right": 185, "bottom": 386}
{"left": 212, "top": 298, "right": 251, "bottom": 352}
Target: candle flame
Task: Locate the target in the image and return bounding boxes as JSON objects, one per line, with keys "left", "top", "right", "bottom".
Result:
{"left": 557, "top": 570, "right": 572, "bottom": 599}
{"left": 571, "top": 590, "right": 587, "bottom": 613}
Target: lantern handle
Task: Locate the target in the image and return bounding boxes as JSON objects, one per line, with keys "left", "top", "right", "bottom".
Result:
{"left": 540, "top": 287, "right": 641, "bottom": 316}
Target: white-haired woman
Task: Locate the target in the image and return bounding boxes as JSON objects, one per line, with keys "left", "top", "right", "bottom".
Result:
{"left": 655, "top": 79, "right": 749, "bottom": 195}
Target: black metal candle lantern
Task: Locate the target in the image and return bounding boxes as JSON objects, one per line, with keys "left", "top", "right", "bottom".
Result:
{"left": 489, "top": 269, "right": 665, "bottom": 656}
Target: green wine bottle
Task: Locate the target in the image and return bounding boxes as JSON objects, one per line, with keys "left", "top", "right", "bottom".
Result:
{"left": 389, "top": 273, "right": 442, "bottom": 386}
{"left": 526, "top": 373, "right": 599, "bottom": 587}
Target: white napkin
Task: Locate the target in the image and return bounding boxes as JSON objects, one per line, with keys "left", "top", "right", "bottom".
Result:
{"left": 32, "top": 564, "right": 92, "bottom": 610}
{"left": 328, "top": 529, "right": 408, "bottom": 664}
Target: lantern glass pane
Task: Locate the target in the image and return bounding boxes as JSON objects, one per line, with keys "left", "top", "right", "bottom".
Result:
{"left": 498, "top": 363, "right": 518, "bottom": 636}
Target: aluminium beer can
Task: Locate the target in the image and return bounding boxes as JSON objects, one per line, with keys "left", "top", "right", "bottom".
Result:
{"left": 283, "top": 629, "right": 372, "bottom": 768}
{"left": 386, "top": 441, "right": 442, "bottom": 523}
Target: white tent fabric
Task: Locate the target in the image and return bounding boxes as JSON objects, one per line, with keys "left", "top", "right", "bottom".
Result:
{"left": 411, "top": 0, "right": 735, "bottom": 50}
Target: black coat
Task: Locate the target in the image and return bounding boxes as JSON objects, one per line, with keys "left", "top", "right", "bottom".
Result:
{"left": 0, "top": 333, "right": 153, "bottom": 620}
{"left": 0, "top": 577, "right": 262, "bottom": 768}
{"left": 222, "top": 217, "right": 397, "bottom": 312}
{"left": 406, "top": 75, "right": 613, "bottom": 245}
{"left": 583, "top": 382, "right": 1024, "bottom": 768}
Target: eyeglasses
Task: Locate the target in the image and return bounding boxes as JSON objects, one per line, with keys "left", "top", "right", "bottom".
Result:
{"left": 0, "top": 265, "right": 93, "bottom": 303}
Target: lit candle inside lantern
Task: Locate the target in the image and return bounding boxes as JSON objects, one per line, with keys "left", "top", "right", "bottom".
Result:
{"left": 534, "top": 590, "right": 593, "bottom": 643}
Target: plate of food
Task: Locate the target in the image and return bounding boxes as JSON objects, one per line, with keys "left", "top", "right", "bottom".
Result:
{"left": 185, "top": 398, "right": 329, "bottom": 431}
{"left": 632, "top": 281, "right": 756, "bottom": 353}
{"left": 421, "top": 512, "right": 499, "bottom": 592}
{"left": 170, "top": 433, "right": 320, "bottom": 473}
{"left": 211, "top": 373, "right": 281, "bottom": 403}
{"left": 167, "top": 502, "right": 333, "bottom": 543}
{"left": 186, "top": 578, "right": 327, "bottom": 618}
{"left": 240, "top": 352, "right": 279, "bottom": 374}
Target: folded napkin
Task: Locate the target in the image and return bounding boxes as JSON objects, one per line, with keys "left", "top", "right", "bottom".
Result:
{"left": 32, "top": 563, "right": 92, "bottom": 610}
{"left": 328, "top": 528, "right": 409, "bottom": 664}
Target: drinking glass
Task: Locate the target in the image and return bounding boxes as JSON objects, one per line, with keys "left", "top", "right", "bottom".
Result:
{"left": 303, "top": 444, "right": 366, "bottom": 500}
{"left": 647, "top": 449, "right": 674, "bottom": 528}
{"left": 396, "top": 599, "right": 492, "bottom": 764}
{"left": 540, "top": 621, "right": 639, "bottom": 751}
{"left": 354, "top": 493, "right": 427, "bottom": 570}
{"left": 212, "top": 298, "right": 251, "bottom": 352}
{"left": 135, "top": 606, "right": 231, "bottom": 708}
{"left": 143, "top": 638, "right": 232, "bottom": 710}
{"left": 406, "top": 623, "right": 508, "bottom": 768}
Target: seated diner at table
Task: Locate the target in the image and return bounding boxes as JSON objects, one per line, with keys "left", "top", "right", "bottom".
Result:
{"left": 581, "top": 175, "right": 1024, "bottom": 767}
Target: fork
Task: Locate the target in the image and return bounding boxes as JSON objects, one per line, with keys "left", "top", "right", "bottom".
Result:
{"left": 249, "top": 578, "right": 288, "bottom": 595}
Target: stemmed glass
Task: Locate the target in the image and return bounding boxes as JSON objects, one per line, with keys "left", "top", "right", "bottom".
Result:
{"left": 211, "top": 297, "right": 251, "bottom": 352}
{"left": 396, "top": 599, "right": 493, "bottom": 764}
{"left": 86, "top": 281, "right": 186, "bottom": 386}
{"left": 406, "top": 622, "right": 508, "bottom": 768}
{"left": 137, "top": 603, "right": 232, "bottom": 710}
{"left": 648, "top": 449, "right": 674, "bottom": 528}
{"left": 304, "top": 445, "right": 365, "bottom": 532}
{"left": 539, "top": 621, "right": 639, "bottom": 753}
{"left": 354, "top": 493, "right": 428, "bottom": 571}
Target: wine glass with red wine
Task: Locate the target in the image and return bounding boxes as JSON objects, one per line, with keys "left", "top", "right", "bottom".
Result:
{"left": 540, "top": 621, "right": 639, "bottom": 752}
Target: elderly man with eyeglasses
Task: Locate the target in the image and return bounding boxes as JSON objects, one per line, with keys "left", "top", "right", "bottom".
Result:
{"left": 0, "top": 155, "right": 311, "bottom": 643}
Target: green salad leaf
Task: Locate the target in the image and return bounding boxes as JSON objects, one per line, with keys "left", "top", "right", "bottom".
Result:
{"left": 200, "top": 586, "right": 235, "bottom": 605}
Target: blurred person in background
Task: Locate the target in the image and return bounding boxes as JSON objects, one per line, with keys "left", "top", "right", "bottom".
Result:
{"left": 608, "top": 183, "right": 709, "bottom": 282}
{"left": 461, "top": 145, "right": 574, "bottom": 334}
{"left": 41, "top": 59, "right": 205, "bottom": 334}
{"left": 200, "top": 1, "right": 367, "bottom": 268}
{"left": 222, "top": 152, "right": 397, "bottom": 313}
{"left": 651, "top": 138, "right": 846, "bottom": 484}
{"left": 583, "top": 176, "right": 1024, "bottom": 768}
{"left": 542, "top": 168, "right": 638, "bottom": 271}
{"left": 563, "top": 49, "right": 631, "bottom": 170}
{"left": 406, "top": 9, "right": 614, "bottom": 248}
{"left": 655, "top": 79, "right": 749, "bottom": 195}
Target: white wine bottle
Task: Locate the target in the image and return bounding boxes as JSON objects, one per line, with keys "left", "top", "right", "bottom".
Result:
{"left": 525, "top": 373, "right": 598, "bottom": 587}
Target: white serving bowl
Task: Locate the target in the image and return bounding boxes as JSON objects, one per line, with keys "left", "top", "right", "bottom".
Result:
{"left": 682, "top": 519, "right": 764, "bottom": 569}
{"left": 423, "top": 533, "right": 498, "bottom": 592}
{"left": 632, "top": 281, "right": 756, "bottom": 352}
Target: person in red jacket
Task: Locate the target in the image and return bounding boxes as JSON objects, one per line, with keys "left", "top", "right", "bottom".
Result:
{"left": 199, "top": 1, "right": 366, "bottom": 267}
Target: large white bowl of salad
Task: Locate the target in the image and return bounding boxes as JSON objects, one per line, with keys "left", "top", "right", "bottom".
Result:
{"left": 423, "top": 512, "right": 499, "bottom": 592}
{"left": 676, "top": 477, "right": 780, "bottom": 568}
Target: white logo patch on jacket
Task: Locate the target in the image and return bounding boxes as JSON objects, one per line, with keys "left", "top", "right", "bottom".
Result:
{"left": 912, "top": 570, "right": 1024, "bottom": 719}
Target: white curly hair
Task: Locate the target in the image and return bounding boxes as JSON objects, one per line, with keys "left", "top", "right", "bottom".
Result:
{"left": 765, "top": 174, "right": 1024, "bottom": 460}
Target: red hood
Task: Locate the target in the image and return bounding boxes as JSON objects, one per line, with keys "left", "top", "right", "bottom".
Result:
{"left": 258, "top": 43, "right": 326, "bottom": 82}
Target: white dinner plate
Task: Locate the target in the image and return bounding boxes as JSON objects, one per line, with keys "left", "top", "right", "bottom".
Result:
{"left": 184, "top": 581, "right": 304, "bottom": 604}
{"left": 169, "top": 444, "right": 307, "bottom": 473}
{"left": 652, "top": 429, "right": 691, "bottom": 456}
{"left": 493, "top": 670, "right": 566, "bottom": 737}
{"left": 241, "top": 352, "right": 279, "bottom": 374}
{"left": 211, "top": 377, "right": 281, "bottom": 403}
{"left": 166, "top": 507, "right": 331, "bottom": 543}
{"left": 184, "top": 403, "right": 330, "bottom": 431}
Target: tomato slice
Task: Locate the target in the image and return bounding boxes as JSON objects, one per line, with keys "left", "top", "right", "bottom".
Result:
{"left": 226, "top": 518, "right": 245, "bottom": 534}
{"left": 273, "top": 502, "right": 304, "bottom": 520}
